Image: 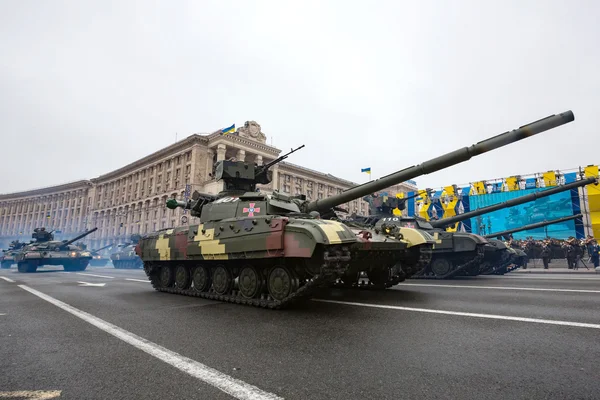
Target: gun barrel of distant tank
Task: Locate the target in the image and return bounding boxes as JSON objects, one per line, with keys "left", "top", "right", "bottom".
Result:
{"left": 306, "top": 110, "right": 575, "bottom": 213}
{"left": 431, "top": 176, "right": 596, "bottom": 228}
{"left": 91, "top": 243, "right": 113, "bottom": 253}
{"left": 63, "top": 227, "right": 98, "bottom": 247}
{"left": 483, "top": 214, "right": 582, "bottom": 238}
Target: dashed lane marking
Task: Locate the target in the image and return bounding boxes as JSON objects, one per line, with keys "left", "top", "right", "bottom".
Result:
{"left": 75, "top": 273, "right": 115, "bottom": 279}
{"left": 312, "top": 299, "right": 600, "bottom": 330}
{"left": 0, "top": 277, "right": 15, "bottom": 283}
{"left": 0, "top": 391, "right": 61, "bottom": 399}
{"left": 18, "top": 285, "right": 283, "bottom": 400}
{"left": 0, "top": 313, "right": 6, "bottom": 316}
{"left": 125, "top": 278, "right": 150, "bottom": 283}
{"left": 400, "top": 283, "right": 600, "bottom": 294}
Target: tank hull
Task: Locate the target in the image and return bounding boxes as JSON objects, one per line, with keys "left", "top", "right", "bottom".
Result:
{"left": 14, "top": 250, "right": 92, "bottom": 273}
{"left": 136, "top": 217, "right": 356, "bottom": 309}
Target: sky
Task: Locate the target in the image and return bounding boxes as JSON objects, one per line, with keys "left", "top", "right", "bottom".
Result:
{"left": 1, "top": 0, "right": 598, "bottom": 194}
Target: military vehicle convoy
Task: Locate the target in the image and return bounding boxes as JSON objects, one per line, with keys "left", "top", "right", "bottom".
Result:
{"left": 89, "top": 244, "right": 114, "bottom": 266}
{"left": 1, "top": 240, "right": 26, "bottom": 269}
{"left": 134, "top": 110, "right": 575, "bottom": 308}
{"left": 14, "top": 227, "right": 97, "bottom": 273}
{"left": 353, "top": 175, "right": 595, "bottom": 279}
{"left": 111, "top": 234, "right": 143, "bottom": 269}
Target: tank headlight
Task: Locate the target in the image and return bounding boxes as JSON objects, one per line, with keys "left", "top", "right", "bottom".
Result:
{"left": 70, "top": 252, "right": 77, "bottom": 257}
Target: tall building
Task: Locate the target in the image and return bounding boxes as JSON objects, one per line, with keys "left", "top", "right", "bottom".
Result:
{"left": 0, "top": 121, "right": 417, "bottom": 249}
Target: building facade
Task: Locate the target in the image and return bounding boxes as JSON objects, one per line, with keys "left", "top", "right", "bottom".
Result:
{"left": 0, "top": 121, "right": 416, "bottom": 249}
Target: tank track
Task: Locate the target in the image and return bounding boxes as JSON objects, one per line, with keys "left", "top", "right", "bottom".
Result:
{"left": 331, "top": 247, "right": 432, "bottom": 290}
{"left": 410, "top": 246, "right": 486, "bottom": 280}
{"left": 481, "top": 251, "right": 512, "bottom": 275}
{"left": 143, "top": 245, "right": 351, "bottom": 310}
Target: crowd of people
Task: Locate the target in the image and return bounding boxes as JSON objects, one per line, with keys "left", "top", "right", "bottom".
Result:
{"left": 506, "top": 235, "right": 600, "bottom": 269}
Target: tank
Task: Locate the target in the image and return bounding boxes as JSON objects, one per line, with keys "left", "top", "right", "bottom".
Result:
{"left": 356, "top": 176, "right": 594, "bottom": 279}
{"left": 111, "top": 234, "right": 143, "bottom": 269}
{"left": 134, "top": 110, "right": 575, "bottom": 308}
{"left": 1, "top": 240, "right": 27, "bottom": 269}
{"left": 14, "top": 227, "right": 98, "bottom": 273}
{"left": 481, "top": 213, "right": 583, "bottom": 274}
{"left": 89, "top": 244, "right": 114, "bottom": 267}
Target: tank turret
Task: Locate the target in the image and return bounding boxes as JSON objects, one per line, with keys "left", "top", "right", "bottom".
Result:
{"left": 138, "top": 110, "right": 575, "bottom": 308}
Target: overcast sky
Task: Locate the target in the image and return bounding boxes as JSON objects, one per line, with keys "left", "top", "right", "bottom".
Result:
{"left": 1, "top": 0, "right": 598, "bottom": 194}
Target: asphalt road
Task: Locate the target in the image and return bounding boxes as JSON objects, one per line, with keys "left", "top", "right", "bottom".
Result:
{"left": 1, "top": 266, "right": 599, "bottom": 400}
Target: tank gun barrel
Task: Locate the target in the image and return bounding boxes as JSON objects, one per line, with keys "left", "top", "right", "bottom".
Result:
{"left": 483, "top": 214, "right": 582, "bottom": 239}
{"left": 91, "top": 243, "right": 113, "bottom": 254}
{"left": 62, "top": 227, "right": 98, "bottom": 247}
{"left": 306, "top": 110, "right": 575, "bottom": 213}
{"left": 431, "top": 176, "right": 597, "bottom": 229}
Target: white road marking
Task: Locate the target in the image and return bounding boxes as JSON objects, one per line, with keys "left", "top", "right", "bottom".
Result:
{"left": 0, "top": 276, "right": 15, "bottom": 283}
{"left": 502, "top": 275, "right": 600, "bottom": 280}
{"left": 0, "top": 390, "right": 61, "bottom": 399}
{"left": 18, "top": 285, "right": 283, "bottom": 400}
{"left": 125, "top": 278, "right": 150, "bottom": 283}
{"left": 0, "top": 313, "right": 6, "bottom": 316}
{"left": 75, "top": 273, "right": 115, "bottom": 279}
{"left": 77, "top": 281, "right": 106, "bottom": 287}
{"left": 400, "top": 283, "right": 600, "bottom": 294}
{"left": 312, "top": 299, "right": 600, "bottom": 330}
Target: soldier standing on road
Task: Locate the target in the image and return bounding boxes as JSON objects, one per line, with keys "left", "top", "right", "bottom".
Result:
{"left": 541, "top": 241, "right": 551, "bottom": 269}
{"left": 590, "top": 239, "right": 600, "bottom": 269}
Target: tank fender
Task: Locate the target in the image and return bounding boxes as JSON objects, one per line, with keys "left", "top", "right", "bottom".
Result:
{"left": 283, "top": 219, "right": 357, "bottom": 258}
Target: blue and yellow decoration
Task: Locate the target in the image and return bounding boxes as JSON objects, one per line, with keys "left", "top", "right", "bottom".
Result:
{"left": 361, "top": 167, "right": 371, "bottom": 175}
{"left": 405, "top": 166, "right": 598, "bottom": 240}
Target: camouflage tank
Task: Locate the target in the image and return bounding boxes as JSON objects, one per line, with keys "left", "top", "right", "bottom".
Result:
{"left": 1, "top": 240, "right": 27, "bottom": 269}
{"left": 350, "top": 175, "right": 594, "bottom": 279}
{"left": 89, "top": 244, "right": 114, "bottom": 267}
{"left": 135, "top": 110, "right": 575, "bottom": 308}
{"left": 482, "top": 213, "right": 583, "bottom": 274}
{"left": 111, "top": 234, "right": 143, "bottom": 269}
{"left": 14, "top": 227, "right": 98, "bottom": 273}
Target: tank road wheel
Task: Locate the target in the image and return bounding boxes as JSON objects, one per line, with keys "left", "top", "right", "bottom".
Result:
{"left": 212, "top": 265, "right": 233, "bottom": 295}
{"left": 174, "top": 265, "right": 192, "bottom": 290}
{"left": 268, "top": 266, "right": 299, "bottom": 302}
{"left": 238, "top": 265, "right": 265, "bottom": 299}
{"left": 159, "top": 266, "right": 175, "bottom": 288}
{"left": 192, "top": 266, "right": 211, "bottom": 292}
{"left": 430, "top": 258, "right": 452, "bottom": 277}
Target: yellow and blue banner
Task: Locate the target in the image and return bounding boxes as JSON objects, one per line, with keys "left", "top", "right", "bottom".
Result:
{"left": 361, "top": 167, "right": 371, "bottom": 175}
{"left": 221, "top": 124, "right": 235, "bottom": 135}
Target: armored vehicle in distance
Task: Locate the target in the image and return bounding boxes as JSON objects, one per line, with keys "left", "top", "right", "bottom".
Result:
{"left": 111, "top": 234, "right": 142, "bottom": 269}
{"left": 135, "top": 110, "right": 575, "bottom": 308}
{"left": 89, "top": 244, "right": 114, "bottom": 267}
{"left": 14, "top": 227, "right": 97, "bottom": 273}
{"left": 1, "top": 240, "right": 26, "bottom": 269}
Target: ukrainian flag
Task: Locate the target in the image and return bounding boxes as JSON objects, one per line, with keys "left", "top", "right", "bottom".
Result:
{"left": 361, "top": 167, "right": 371, "bottom": 175}
{"left": 221, "top": 124, "right": 235, "bottom": 135}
